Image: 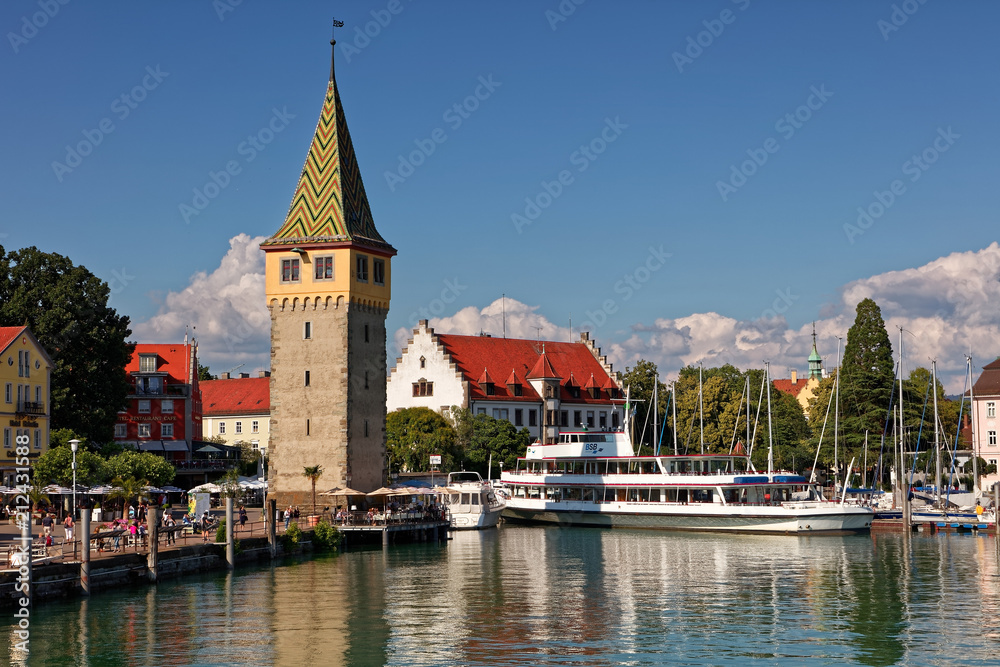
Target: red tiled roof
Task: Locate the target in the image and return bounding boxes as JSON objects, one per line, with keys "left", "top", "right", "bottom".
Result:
{"left": 435, "top": 334, "right": 618, "bottom": 404}
{"left": 773, "top": 378, "right": 810, "bottom": 398}
{"left": 0, "top": 326, "right": 27, "bottom": 353}
{"left": 972, "top": 358, "right": 1000, "bottom": 397}
{"left": 477, "top": 368, "right": 495, "bottom": 385}
{"left": 584, "top": 373, "right": 599, "bottom": 390}
{"left": 527, "top": 350, "right": 559, "bottom": 379}
{"left": 505, "top": 369, "right": 522, "bottom": 386}
{"left": 200, "top": 377, "right": 270, "bottom": 416}
{"left": 125, "top": 344, "right": 196, "bottom": 384}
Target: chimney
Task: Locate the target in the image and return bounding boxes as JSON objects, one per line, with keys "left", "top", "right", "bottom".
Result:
{"left": 791, "top": 370, "right": 798, "bottom": 384}
{"left": 239, "top": 373, "right": 250, "bottom": 379}
{"left": 220, "top": 372, "right": 230, "bottom": 380}
{"left": 258, "top": 370, "right": 271, "bottom": 378}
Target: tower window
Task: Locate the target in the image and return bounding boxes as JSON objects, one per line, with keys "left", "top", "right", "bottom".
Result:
{"left": 315, "top": 256, "right": 334, "bottom": 280}
{"left": 364, "top": 324, "right": 369, "bottom": 342}
{"left": 304, "top": 371, "right": 311, "bottom": 387}
{"left": 373, "top": 258, "right": 385, "bottom": 286}
{"left": 304, "top": 322, "right": 312, "bottom": 339}
{"left": 356, "top": 255, "right": 368, "bottom": 283}
{"left": 281, "top": 258, "right": 300, "bottom": 283}
{"left": 364, "top": 419, "right": 369, "bottom": 437}
{"left": 306, "top": 419, "right": 310, "bottom": 436}
{"left": 365, "top": 371, "right": 369, "bottom": 389}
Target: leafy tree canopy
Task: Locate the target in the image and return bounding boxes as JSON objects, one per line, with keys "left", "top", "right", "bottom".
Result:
{"left": 32, "top": 446, "right": 109, "bottom": 487}
{"left": 105, "top": 450, "right": 175, "bottom": 487}
{"left": 452, "top": 408, "right": 530, "bottom": 476}
{"left": 387, "top": 407, "right": 459, "bottom": 475}
{"left": 0, "top": 245, "right": 133, "bottom": 442}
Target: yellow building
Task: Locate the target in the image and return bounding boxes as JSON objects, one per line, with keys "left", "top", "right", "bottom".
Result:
{"left": 0, "top": 326, "right": 53, "bottom": 486}
{"left": 261, "top": 38, "right": 396, "bottom": 507}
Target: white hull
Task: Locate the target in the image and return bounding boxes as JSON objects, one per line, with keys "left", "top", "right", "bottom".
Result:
{"left": 449, "top": 505, "right": 504, "bottom": 530}
{"left": 502, "top": 500, "right": 873, "bottom": 534}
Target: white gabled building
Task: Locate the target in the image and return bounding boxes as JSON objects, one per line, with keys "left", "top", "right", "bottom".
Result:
{"left": 388, "top": 321, "right": 623, "bottom": 442}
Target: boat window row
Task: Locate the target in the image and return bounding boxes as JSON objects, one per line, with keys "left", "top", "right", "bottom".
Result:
{"left": 513, "top": 458, "right": 746, "bottom": 475}
{"left": 505, "top": 485, "right": 820, "bottom": 505}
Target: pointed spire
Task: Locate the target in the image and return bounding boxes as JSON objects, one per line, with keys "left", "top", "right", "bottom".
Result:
{"left": 263, "top": 36, "right": 393, "bottom": 252}
{"left": 808, "top": 322, "right": 823, "bottom": 379}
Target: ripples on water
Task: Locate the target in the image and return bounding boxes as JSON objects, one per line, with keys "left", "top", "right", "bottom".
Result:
{"left": 11, "top": 529, "right": 1000, "bottom": 666}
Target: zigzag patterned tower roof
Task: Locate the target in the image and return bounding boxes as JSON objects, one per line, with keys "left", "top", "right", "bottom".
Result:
{"left": 263, "top": 39, "right": 394, "bottom": 252}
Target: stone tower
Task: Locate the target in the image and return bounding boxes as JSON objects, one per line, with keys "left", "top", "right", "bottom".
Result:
{"left": 262, "top": 39, "right": 395, "bottom": 508}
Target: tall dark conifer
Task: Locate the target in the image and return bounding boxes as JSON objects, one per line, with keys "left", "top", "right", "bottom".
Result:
{"left": 838, "top": 298, "right": 895, "bottom": 469}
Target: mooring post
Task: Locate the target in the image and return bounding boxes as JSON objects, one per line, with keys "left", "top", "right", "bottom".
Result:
{"left": 80, "top": 507, "right": 90, "bottom": 596}
{"left": 147, "top": 505, "right": 159, "bottom": 582}
{"left": 226, "top": 496, "right": 235, "bottom": 570}
{"left": 267, "top": 499, "right": 277, "bottom": 558}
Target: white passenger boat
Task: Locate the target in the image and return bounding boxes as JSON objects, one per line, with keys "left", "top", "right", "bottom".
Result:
{"left": 441, "top": 471, "right": 506, "bottom": 530}
{"left": 499, "top": 429, "right": 874, "bottom": 534}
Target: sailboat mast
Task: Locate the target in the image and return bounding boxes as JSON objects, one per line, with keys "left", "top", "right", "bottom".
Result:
{"left": 968, "top": 355, "right": 978, "bottom": 498}
{"left": 699, "top": 364, "right": 704, "bottom": 455}
{"left": 932, "top": 360, "right": 941, "bottom": 507}
{"left": 653, "top": 372, "right": 659, "bottom": 456}
{"left": 834, "top": 336, "right": 841, "bottom": 484}
{"left": 766, "top": 361, "right": 774, "bottom": 475}
{"left": 898, "top": 327, "right": 909, "bottom": 526}
{"left": 672, "top": 380, "right": 678, "bottom": 456}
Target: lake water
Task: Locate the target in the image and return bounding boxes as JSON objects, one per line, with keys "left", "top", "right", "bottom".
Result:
{"left": 10, "top": 526, "right": 1000, "bottom": 666}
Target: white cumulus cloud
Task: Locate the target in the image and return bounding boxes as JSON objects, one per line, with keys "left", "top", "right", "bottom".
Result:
{"left": 132, "top": 233, "right": 269, "bottom": 374}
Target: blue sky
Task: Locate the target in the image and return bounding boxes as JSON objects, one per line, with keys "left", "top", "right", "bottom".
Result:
{"left": 2, "top": 1, "right": 998, "bottom": 390}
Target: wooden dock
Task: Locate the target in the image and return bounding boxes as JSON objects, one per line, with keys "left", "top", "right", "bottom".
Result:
{"left": 338, "top": 520, "right": 450, "bottom": 548}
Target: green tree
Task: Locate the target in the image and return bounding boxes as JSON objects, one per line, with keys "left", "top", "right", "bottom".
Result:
{"left": 106, "top": 450, "right": 175, "bottom": 487}
{"left": 106, "top": 475, "right": 149, "bottom": 514}
{"left": 0, "top": 246, "right": 134, "bottom": 443}
{"left": 387, "top": 407, "right": 459, "bottom": 474}
{"left": 198, "top": 363, "right": 214, "bottom": 381}
{"left": 32, "top": 446, "right": 109, "bottom": 487}
{"left": 620, "top": 360, "right": 667, "bottom": 451}
{"left": 303, "top": 465, "right": 323, "bottom": 515}
{"left": 457, "top": 411, "right": 531, "bottom": 476}
{"left": 671, "top": 364, "right": 746, "bottom": 455}
{"left": 838, "top": 298, "right": 895, "bottom": 478}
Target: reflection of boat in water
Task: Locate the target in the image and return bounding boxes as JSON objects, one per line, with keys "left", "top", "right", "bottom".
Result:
{"left": 499, "top": 428, "right": 874, "bottom": 534}
{"left": 442, "top": 471, "right": 505, "bottom": 530}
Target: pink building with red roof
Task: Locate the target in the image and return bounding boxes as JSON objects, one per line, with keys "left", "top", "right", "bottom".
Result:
{"left": 388, "top": 321, "right": 623, "bottom": 443}
{"left": 115, "top": 342, "right": 202, "bottom": 459}
{"left": 968, "top": 358, "right": 1000, "bottom": 491}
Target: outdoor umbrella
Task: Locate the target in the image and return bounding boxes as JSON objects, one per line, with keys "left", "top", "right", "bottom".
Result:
{"left": 367, "top": 487, "right": 399, "bottom": 497}
{"left": 321, "top": 486, "right": 366, "bottom": 497}
{"left": 189, "top": 483, "right": 222, "bottom": 494}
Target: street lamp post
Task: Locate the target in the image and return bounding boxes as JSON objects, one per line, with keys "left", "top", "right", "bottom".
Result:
{"left": 69, "top": 439, "right": 80, "bottom": 559}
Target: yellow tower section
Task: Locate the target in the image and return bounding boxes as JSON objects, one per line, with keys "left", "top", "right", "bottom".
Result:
{"left": 262, "top": 39, "right": 395, "bottom": 509}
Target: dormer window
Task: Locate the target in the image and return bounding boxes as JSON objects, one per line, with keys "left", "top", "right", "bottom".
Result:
{"left": 512, "top": 383, "right": 523, "bottom": 397}
{"left": 569, "top": 386, "right": 581, "bottom": 399}
{"left": 139, "top": 354, "right": 157, "bottom": 373}
{"left": 484, "top": 383, "right": 495, "bottom": 396}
